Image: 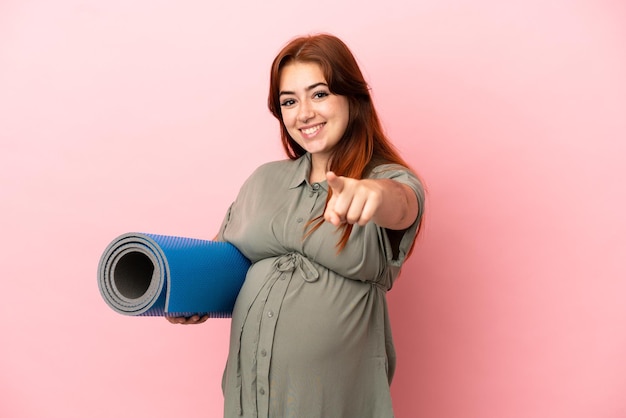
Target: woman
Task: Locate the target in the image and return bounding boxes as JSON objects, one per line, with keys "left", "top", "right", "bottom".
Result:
{"left": 169, "top": 33, "right": 425, "bottom": 418}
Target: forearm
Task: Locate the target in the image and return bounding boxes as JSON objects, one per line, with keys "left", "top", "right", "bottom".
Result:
{"left": 370, "top": 179, "right": 419, "bottom": 230}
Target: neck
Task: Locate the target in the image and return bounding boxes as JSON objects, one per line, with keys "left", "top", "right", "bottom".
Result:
{"left": 309, "top": 153, "right": 329, "bottom": 183}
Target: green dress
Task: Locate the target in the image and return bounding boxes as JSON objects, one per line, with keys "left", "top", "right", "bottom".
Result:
{"left": 218, "top": 153, "right": 424, "bottom": 418}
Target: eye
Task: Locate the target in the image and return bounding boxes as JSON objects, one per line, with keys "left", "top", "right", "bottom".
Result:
{"left": 313, "top": 91, "right": 329, "bottom": 99}
{"left": 280, "top": 98, "right": 296, "bottom": 107}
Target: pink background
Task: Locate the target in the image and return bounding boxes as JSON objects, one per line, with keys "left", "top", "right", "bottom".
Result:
{"left": 1, "top": 1, "right": 625, "bottom": 417}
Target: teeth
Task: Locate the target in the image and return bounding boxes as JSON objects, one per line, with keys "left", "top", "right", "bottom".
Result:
{"left": 302, "top": 124, "right": 322, "bottom": 135}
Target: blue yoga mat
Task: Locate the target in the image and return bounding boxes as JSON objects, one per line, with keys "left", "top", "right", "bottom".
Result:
{"left": 98, "top": 232, "right": 250, "bottom": 317}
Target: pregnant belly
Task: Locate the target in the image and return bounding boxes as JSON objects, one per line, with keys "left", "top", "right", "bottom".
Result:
{"left": 238, "top": 254, "right": 384, "bottom": 365}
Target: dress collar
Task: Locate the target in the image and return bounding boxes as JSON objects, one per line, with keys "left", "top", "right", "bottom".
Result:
{"left": 288, "top": 153, "right": 328, "bottom": 191}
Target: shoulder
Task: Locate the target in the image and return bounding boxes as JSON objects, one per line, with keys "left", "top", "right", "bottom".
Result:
{"left": 368, "top": 163, "right": 419, "bottom": 184}
{"left": 246, "top": 158, "right": 299, "bottom": 182}
{"left": 368, "top": 163, "right": 425, "bottom": 204}
{"left": 240, "top": 157, "right": 304, "bottom": 191}
{"left": 251, "top": 158, "right": 297, "bottom": 175}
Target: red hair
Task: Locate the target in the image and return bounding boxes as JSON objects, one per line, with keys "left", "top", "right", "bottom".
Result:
{"left": 268, "top": 34, "right": 419, "bottom": 252}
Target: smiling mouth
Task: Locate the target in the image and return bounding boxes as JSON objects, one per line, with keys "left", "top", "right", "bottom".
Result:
{"left": 300, "top": 123, "right": 325, "bottom": 136}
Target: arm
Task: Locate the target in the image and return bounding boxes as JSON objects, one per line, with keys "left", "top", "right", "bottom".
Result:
{"left": 324, "top": 171, "right": 419, "bottom": 230}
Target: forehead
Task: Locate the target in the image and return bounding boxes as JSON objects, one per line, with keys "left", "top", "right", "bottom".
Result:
{"left": 279, "top": 61, "right": 326, "bottom": 90}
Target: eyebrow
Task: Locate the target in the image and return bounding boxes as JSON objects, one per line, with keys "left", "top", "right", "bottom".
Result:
{"left": 279, "top": 82, "right": 328, "bottom": 97}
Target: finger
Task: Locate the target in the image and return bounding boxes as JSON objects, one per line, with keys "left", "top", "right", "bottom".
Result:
{"left": 328, "top": 185, "right": 354, "bottom": 223}
{"left": 326, "top": 171, "right": 344, "bottom": 194}
{"left": 324, "top": 206, "right": 344, "bottom": 227}
{"left": 165, "top": 314, "right": 207, "bottom": 325}
{"left": 324, "top": 189, "right": 344, "bottom": 226}
{"left": 165, "top": 316, "right": 185, "bottom": 324}
{"left": 356, "top": 194, "right": 379, "bottom": 226}
{"left": 189, "top": 314, "right": 210, "bottom": 324}
{"left": 326, "top": 192, "right": 351, "bottom": 226}
{"left": 345, "top": 192, "right": 368, "bottom": 225}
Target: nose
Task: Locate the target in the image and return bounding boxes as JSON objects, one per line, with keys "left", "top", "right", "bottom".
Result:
{"left": 297, "top": 100, "right": 314, "bottom": 123}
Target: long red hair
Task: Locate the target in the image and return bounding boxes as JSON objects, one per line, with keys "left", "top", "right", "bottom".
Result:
{"left": 268, "top": 33, "right": 420, "bottom": 252}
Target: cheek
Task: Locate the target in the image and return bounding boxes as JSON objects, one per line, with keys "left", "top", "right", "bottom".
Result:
{"left": 332, "top": 99, "right": 351, "bottom": 129}
{"left": 280, "top": 110, "right": 296, "bottom": 128}
{"left": 337, "top": 105, "right": 350, "bottom": 134}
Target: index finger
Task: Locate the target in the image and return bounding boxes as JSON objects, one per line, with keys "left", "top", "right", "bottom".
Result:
{"left": 326, "top": 171, "right": 344, "bottom": 193}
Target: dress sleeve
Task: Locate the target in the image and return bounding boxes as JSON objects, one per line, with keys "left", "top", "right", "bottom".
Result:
{"left": 215, "top": 203, "right": 233, "bottom": 242}
{"left": 214, "top": 163, "right": 265, "bottom": 244}
{"left": 369, "top": 164, "right": 425, "bottom": 267}
{"left": 215, "top": 168, "right": 255, "bottom": 243}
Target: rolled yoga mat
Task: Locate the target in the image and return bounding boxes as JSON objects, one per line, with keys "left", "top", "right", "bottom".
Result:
{"left": 98, "top": 232, "right": 250, "bottom": 317}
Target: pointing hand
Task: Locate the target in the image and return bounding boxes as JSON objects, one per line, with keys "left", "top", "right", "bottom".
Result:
{"left": 324, "top": 171, "right": 383, "bottom": 227}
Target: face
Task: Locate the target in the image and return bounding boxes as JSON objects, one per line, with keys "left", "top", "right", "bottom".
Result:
{"left": 278, "top": 62, "right": 350, "bottom": 165}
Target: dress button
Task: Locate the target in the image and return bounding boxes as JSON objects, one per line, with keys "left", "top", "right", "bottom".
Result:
{"left": 312, "top": 183, "right": 320, "bottom": 190}
{"left": 260, "top": 349, "right": 267, "bottom": 357}
{"left": 267, "top": 310, "right": 274, "bottom": 318}
{"left": 296, "top": 217, "right": 303, "bottom": 223}
{"left": 259, "top": 388, "right": 265, "bottom": 395}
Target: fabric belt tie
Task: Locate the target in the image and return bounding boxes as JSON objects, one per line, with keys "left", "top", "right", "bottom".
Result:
{"left": 273, "top": 252, "right": 319, "bottom": 282}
